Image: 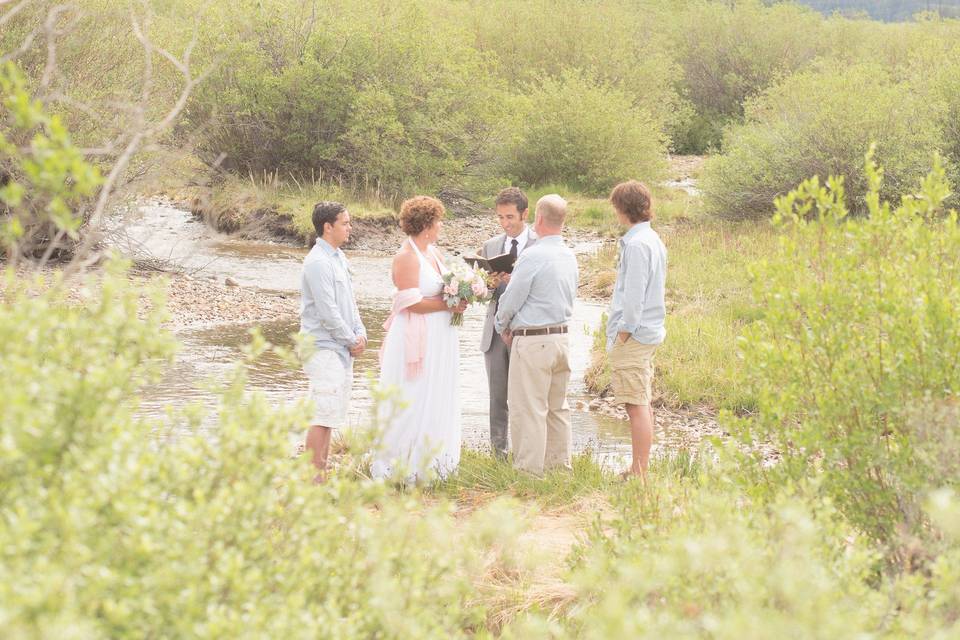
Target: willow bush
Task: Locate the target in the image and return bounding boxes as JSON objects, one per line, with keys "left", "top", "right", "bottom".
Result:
{"left": 0, "top": 266, "right": 529, "bottom": 637}
{"left": 702, "top": 63, "right": 949, "bottom": 220}
{"left": 499, "top": 70, "right": 668, "bottom": 194}
{"left": 665, "top": 0, "right": 830, "bottom": 153}
{"left": 734, "top": 152, "right": 960, "bottom": 548}
{"left": 186, "top": 0, "right": 504, "bottom": 196}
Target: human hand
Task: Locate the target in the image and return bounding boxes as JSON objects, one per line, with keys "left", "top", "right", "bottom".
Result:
{"left": 617, "top": 331, "right": 630, "bottom": 345}
{"left": 350, "top": 336, "right": 367, "bottom": 357}
{"left": 501, "top": 329, "right": 513, "bottom": 348}
{"left": 453, "top": 300, "right": 468, "bottom": 314}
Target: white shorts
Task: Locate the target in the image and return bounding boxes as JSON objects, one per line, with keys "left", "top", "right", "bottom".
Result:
{"left": 303, "top": 349, "right": 352, "bottom": 429}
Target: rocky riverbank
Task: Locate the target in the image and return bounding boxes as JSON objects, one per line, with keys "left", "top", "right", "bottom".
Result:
{"left": 141, "top": 271, "right": 299, "bottom": 331}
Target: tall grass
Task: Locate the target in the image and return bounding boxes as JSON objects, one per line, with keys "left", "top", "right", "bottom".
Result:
{"left": 201, "top": 173, "right": 397, "bottom": 241}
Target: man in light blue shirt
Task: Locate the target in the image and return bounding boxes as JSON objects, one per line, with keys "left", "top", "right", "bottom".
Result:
{"left": 605, "top": 181, "right": 667, "bottom": 478}
{"left": 301, "top": 201, "right": 366, "bottom": 482}
{"left": 495, "top": 194, "right": 578, "bottom": 476}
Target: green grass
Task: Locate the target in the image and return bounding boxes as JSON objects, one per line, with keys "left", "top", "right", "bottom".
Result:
{"left": 524, "top": 183, "right": 704, "bottom": 237}
{"left": 206, "top": 173, "right": 397, "bottom": 241}
{"left": 431, "top": 448, "right": 707, "bottom": 510}
{"left": 433, "top": 449, "right": 615, "bottom": 507}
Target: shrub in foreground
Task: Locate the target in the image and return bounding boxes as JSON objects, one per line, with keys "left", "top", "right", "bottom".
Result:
{"left": 735, "top": 152, "right": 960, "bottom": 549}
{"left": 0, "top": 267, "right": 516, "bottom": 638}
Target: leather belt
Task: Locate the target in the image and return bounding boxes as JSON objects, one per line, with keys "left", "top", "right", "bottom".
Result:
{"left": 513, "top": 325, "right": 568, "bottom": 337}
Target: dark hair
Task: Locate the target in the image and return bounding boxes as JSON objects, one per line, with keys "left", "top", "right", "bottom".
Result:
{"left": 399, "top": 196, "right": 445, "bottom": 236}
{"left": 609, "top": 181, "right": 653, "bottom": 223}
{"left": 312, "top": 201, "right": 347, "bottom": 236}
{"left": 495, "top": 186, "right": 528, "bottom": 213}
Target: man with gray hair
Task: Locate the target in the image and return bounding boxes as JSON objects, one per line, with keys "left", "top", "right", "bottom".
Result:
{"left": 494, "top": 194, "right": 579, "bottom": 475}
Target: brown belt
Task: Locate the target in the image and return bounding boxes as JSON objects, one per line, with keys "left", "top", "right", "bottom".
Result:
{"left": 513, "top": 325, "right": 568, "bottom": 337}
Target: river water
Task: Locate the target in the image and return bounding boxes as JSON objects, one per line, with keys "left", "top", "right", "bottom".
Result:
{"left": 121, "top": 202, "right": 636, "bottom": 466}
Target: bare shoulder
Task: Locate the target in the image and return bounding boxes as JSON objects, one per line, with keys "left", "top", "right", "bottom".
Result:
{"left": 392, "top": 246, "right": 420, "bottom": 286}
{"left": 393, "top": 245, "right": 417, "bottom": 268}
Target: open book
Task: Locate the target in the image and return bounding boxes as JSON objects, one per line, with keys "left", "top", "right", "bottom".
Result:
{"left": 463, "top": 251, "right": 517, "bottom": 274}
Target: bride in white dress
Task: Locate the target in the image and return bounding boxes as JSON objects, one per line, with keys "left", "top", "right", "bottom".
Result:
{"left": 371, "top": 196, "right": 466, "bottom": 482}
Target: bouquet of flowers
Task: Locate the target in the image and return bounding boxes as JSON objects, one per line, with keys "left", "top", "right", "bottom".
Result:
{"left": 442, "top": 260, "right": 494, "bottom": 326}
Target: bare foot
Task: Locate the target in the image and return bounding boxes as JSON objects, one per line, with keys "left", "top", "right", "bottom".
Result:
{"left": 619, "top": 467, "right": 647, "bottom": 482}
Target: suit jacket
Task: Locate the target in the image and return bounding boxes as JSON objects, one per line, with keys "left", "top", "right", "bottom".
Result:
{"left": 480, "top": 230, "right": 537, "bottom": 352}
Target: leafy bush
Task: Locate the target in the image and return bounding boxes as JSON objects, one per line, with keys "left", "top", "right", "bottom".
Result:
{"left": 189, "top": 0, "right": 503, "bottom": 195}
{"left": 666, "top": 0, "right": 829, "bottom": 152}
{"left": 0, "top": 267, "right": 527, "bottom": 637}
{"left": 0, "top": 61, "right": 103, "bottom": 261}
{"left": 908, "top": 41, "right": 960, "bottom": 170}
{"left": 735, "top": 152, "right": 960, "bottom": 547}
{"left": 453, "top": 0, "right": 687, "bottom": 144}
{"left": 500, "top": 70, "right": 667, "bottom": 194}
{"left": 539, "top": 466, "right": 960, "bottom": 638}
{"left": 702, "top": 63, "right": 950, "bottom": 220}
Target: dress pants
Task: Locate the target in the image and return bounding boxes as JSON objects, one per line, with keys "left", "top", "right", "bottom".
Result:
{"left": 484, "top": 330, "right": 511, "bottom": 457}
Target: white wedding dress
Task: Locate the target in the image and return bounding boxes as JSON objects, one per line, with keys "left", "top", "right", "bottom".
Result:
{"left": 371, "top": 240, "right": 461, "bottom": 482}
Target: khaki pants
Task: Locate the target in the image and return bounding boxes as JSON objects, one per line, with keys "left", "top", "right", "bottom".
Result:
{"left": 507, "top": 334, "right": 572, "bottom": 476}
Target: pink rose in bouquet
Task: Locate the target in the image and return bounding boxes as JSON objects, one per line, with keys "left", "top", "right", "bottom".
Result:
{"left": 442, "top": 261, "right": 493, "bottom": 326}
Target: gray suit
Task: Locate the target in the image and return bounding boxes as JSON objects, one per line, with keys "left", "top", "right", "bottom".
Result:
{"left": 481, "top": 231, "right": 536, "bottom": 457}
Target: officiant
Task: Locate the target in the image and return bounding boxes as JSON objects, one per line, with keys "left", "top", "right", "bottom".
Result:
{"left": 479, "top": 187, "right": 537, "bottom": 458}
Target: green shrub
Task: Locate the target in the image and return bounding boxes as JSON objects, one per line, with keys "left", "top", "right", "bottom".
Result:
{"left": 535, "top": 466, "right": 960, "bottom": 638}
{"left": 666, "top": 0, "right": 830, "bottom": 153}
{"left": 908, "top": 41, "right": 960, "bottom": 170}
{"left": 500, "top": 70, "right": 667, "bottom": 195}
{"left": 189, "top": 0, "right": 503, "bottom": 195}
{"left": 703, "top": 63, "right": 950, "bottom": 220}
{"left": 0, "top": 61, "right": 103, "bottom": 261}
{"left": 0, "top": 267, "right": 528, "bottom": 637}
{"left": 453, "top": 0, "right": 686, "bottom": 140}
{"left": 735, "top": 152, "right": 960, "bottom": 547}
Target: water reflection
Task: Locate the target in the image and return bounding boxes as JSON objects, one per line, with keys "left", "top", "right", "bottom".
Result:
{"left": 142, "top": 303, "right": 633, "bottom": 464}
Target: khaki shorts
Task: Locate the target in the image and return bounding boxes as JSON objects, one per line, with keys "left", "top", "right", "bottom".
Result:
{"left": 303, "top": 349, "right": 351, "bottom": 428}
{"left": 609, "top": 338, "right": 657, "bottom": 406}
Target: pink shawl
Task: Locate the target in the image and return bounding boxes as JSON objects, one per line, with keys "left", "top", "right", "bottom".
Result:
{"left": 380, "top": 288, "right": 431, "bottom": 380}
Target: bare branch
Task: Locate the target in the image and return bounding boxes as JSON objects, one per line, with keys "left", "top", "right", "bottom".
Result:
{"left": 0, "top": 0, "right": 35, "bottom": 30}
{"left": 67, "top": 7, "right": 216, "bottom": 273}
{"left": 0, "top": 28, "right": 39, "bottom": 65}
{"left": 39, "top": 4, "right": 77, "bottom": 90}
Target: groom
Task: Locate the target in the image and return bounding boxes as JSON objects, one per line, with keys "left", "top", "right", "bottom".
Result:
{"left": 494, "top": 194, "right": 578, "bottom": 476}
{"left": 480, "top": 187, "right": 536, "bottom": 458}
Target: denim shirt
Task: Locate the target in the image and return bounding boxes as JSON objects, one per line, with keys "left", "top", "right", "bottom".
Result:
{"left": 300, "top": 238, "right": 365, "bottom": 365}
{"left": 494, "top": 235, "right": 578, "bottom": 333}
{"left": 606, "top": 222, "right": 667, "bottom": 350}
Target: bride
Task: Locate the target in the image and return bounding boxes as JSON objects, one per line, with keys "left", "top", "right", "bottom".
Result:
{"left": 371, "top": 196, "right": 466, "bottom": 482}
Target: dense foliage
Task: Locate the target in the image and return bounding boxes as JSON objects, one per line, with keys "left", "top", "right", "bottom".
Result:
{"left": 702, "top": 63, "right": 949, "bottom": 219}
{"left": 7, "top": 0, "right": 960, "bottom": 207}
{"left": 736, "top": 151, "right": 960, "bottom": 549}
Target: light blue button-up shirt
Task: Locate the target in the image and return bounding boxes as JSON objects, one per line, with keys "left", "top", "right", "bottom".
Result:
{"left": 300, "top": 238, "right": 365, "bottom": 365}
{"left": 495, "top": 235, "right": 578, "bottom": 333}
{"left": 606, "top": 222, "right": 667, "bottom": 350}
